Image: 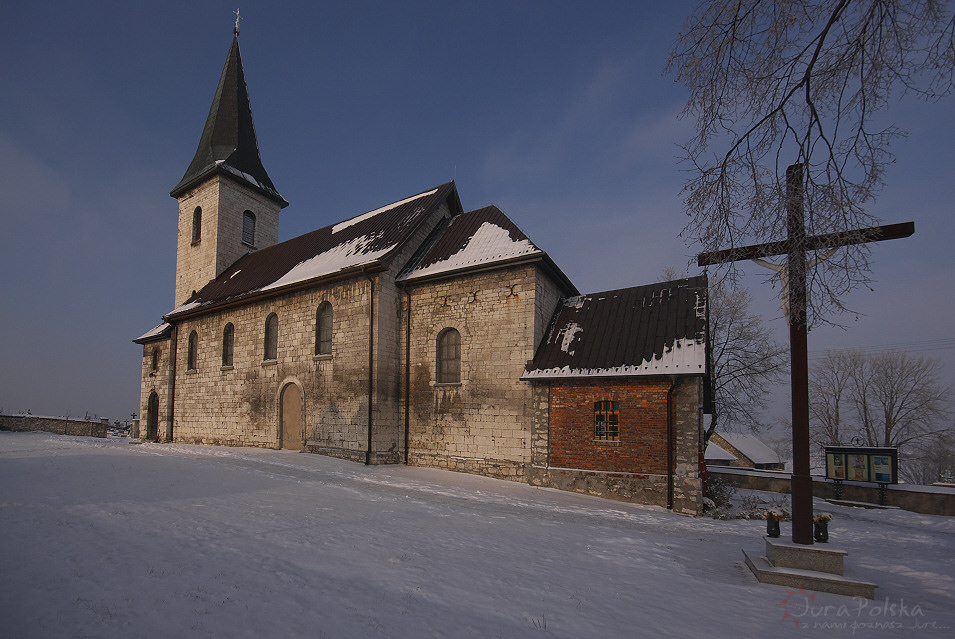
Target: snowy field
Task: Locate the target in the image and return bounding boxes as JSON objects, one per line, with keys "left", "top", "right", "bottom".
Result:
{"left": 1, "top": 432, "right": 953, "bottom": 638}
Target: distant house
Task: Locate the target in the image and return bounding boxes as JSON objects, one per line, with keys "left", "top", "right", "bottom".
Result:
{"left": 706, "top": 432, "right": 784, "bottom": 471}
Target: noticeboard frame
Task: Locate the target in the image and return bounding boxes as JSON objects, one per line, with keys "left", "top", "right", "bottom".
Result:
{"left": 824, "top": 446, "right": 898, "bottom": 485}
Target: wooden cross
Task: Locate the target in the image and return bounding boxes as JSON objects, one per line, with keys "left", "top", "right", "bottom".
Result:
{"left": 698, "top": 164, "right": 914, "bottom": 545}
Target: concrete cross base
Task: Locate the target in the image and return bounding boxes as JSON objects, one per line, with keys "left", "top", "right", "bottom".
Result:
{"left": 743, "top": 537, "right": 877, "bottom": 599}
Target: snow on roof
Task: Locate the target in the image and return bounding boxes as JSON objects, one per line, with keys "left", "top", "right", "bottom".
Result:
{"left": 332, "top": 189, "right": 437, "bottom": 235}
{"left": 260, "top": 232, "right": 396, "bottom": 292}
{"left": 401, "top": 219, "right": 540, "bottom": 281}
{"left": 134, "top": 322, "right": 172, "bottom": 343}
{"left": 522, "top": 338, "right": 708, "bottom": 379}
{"left": 718, "top": 433, "right": 780, "bottom": 465}
{"left": 162, "top": 183, "right": 457, "bottom": 319}
{"left": 523, "top": 277, "right": 709, "bottom": 380}
{"left": 704, "top": 441, "right": 737, "bottom": 462}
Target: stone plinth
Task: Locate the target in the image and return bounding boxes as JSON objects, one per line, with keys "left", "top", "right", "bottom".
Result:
{"left": 743, "top": 536, "right": 877, "bottom": 599}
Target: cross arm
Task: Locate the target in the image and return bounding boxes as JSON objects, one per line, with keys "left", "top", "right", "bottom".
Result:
{"left": 697, "top": 221, "right": 914, "bottom": 266}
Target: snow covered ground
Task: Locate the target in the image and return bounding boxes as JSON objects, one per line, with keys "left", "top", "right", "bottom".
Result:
{"left": 1, "top": 432, "right": 952, "bottom": 638}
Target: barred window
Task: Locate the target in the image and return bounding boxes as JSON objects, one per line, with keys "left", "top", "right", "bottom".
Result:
{"left": 187, "top": 331, "right": 199, "bottom": 371}
{"left": 222, "top": 323, "right": 235, "bottom": 367}
{"left": 594, "top": 400, "right": 619, "bottom": 440}
{"left": 264, "top": 313, "right": 278, "bottom": 361}
{"left": 436, "top": 328, "right": 461, "bottom": 384}
{"left": 242, "top": 210, "right": 256, "bottom": 246}
{"left": 315, "top": 302, "right": 332, "bottom": 356}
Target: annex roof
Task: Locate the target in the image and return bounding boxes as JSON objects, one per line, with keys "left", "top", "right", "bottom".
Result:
{"left": 165, "top": 182, "right": 460, "bottom": 320}
{"left": 170, "top": 36, "right": 286, "bottom": 207}
{"left": 522, "top": 276, "right": 709, "bottom": 380}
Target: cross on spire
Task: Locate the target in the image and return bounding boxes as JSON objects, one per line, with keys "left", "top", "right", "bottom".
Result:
{"left": 234, "top": 8, "right": 242, "bottom": 36}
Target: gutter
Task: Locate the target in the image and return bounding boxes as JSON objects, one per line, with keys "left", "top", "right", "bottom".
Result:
{"left": 166, "top": 324, "right": 178, "bottom": 443}
{"left": 364, "top": 268, "right": 375, "bottom": 465}
{"left": 400, "top": 283, "right": 412, "bottom": 464}
{"left": 667, "top": 376, "right": 677, "bottom": 510}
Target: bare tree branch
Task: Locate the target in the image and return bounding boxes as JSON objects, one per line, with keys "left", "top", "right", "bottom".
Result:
{"left": 667, "top": 0, "right": 955, "bottom": 325}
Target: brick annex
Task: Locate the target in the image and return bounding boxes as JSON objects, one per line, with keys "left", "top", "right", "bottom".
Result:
{"left": 134, "top": 34, "right": 712, "bottom": 514}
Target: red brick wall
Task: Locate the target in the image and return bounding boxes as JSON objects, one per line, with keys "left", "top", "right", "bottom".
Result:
{"left": 548, "top": 378, "right": 671, "bottom": 474}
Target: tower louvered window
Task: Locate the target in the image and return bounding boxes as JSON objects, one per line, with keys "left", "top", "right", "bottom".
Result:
{"left": 192, "top": 207, "right": 202, "bottom": 244}
{"left": 242, "top": 210, "right": 256, "bottom": 246}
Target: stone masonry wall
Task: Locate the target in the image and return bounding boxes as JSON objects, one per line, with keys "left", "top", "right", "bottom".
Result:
{"left": 138, "top": 337, "right": 173, "bottom": 442}
{"left": 403, "top": 264, "right": 563, "bottom": 481}
{"left": 0, "top": 414, "right": 107, "bottom": 438}
{"left": 528, "top": 376, "right": 704, "bottom": 514}
{"left": 174, "top": 175, "right": 281, "bottom": 307}
{"left": 169, "top": 278, "right": 376, "bottom": 457}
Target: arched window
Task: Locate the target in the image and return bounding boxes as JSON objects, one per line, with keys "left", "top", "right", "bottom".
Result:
{"left": 264, "top": 313, "right": 278, "bottom": 361}
{"left": 436, "top": 328, "right": 461, "bottom": 384}
{"left": 187, "top": 330, "right": 199, "bottom": 370}
{"left": 222, "top": 323, "right": 235, "bottom": 367}
{"left": 192, "top": 206, "right": 202, "bottom": 244}
{"left": 151, "top": 348, "right": 160, "bottom": 372}
{"left": 242, "top": 210, "right": 256, "bottom": 246}
{"left": 315, "top": 302, "right": 332, "bottom": 356}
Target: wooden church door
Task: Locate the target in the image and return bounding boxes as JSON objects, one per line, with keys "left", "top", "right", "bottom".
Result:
{"left": 281, "top": 383, "right": 303, "bottom": 450}
{"left": 146, "top": 392, "right": 159, "bottom": 441}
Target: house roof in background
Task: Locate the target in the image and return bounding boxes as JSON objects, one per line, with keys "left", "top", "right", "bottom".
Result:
{"left": 717, "top": 433, "right": 780, "bottom": 465}
{"left": 704, "top": 441, "right": 737, "bottom": 462}
{"left": 522, "top": 276, "right": 708, "bottom": 379}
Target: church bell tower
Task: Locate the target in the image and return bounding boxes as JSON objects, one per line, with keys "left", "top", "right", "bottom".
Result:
{"left": 170, "top": 31, "right": 288, "bottom": 306}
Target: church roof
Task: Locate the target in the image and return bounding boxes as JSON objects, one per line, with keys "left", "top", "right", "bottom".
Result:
{"left": 170, "top": 36, "right": 287, "bottom": 207}
{"left": 398, "top": 205, "right": 559, "bottom": 283}
{"left": 522, "top": 276, "right": 709, "bottom": 379}
{"left": 165, "top": 182, "right": 461, "bottom": 319}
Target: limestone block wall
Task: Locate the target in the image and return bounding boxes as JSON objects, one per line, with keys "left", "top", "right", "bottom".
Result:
{"left": 168, "top": 278, "right": 379, "bottom": 457}
{"left": 138, "top": 338, "right": 173, "bottom": 442}
{"left": 174, "top": 175, "right": 281, "bottom": 307}
{"left": 527, "top": 376, "right": 704, "bottom": 514}
{"left": 403, "top": 264, "right": 562, "bottom": 481}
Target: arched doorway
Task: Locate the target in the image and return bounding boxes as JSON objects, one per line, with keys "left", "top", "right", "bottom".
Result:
{"left": 280, "top": 383, "right": 303, "bottom": 450}
{"left": 146, "top": 391, "right": 159, "bottom": 442}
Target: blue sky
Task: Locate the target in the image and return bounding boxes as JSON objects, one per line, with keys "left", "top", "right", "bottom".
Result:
{"left": 2, "top": 1, "right": 953, "bottom": 423}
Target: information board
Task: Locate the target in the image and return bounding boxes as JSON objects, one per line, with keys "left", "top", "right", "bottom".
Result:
{"left": 824, "top": 446, "right": 898, "bottom": 485}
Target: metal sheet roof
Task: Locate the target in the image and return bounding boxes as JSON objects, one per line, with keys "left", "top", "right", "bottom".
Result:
{"left": 522, "top": 276, "right": 709, "bottom": 379}
{"left": 166, "top": 182, "right": 458, "bottom": 319}
{"left": 170, "top": 36, "right": 286, "bottom": 206}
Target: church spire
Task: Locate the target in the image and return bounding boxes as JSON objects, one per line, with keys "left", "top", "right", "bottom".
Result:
{"left": 170, "top": 33, "right": 287, "bottom": 207}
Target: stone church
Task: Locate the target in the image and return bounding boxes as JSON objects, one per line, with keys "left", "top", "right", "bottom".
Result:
{"left": 135, "top": 34, "right": 711, "bottom": 514}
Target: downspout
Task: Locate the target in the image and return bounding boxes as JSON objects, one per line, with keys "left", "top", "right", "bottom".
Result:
{"left": 666, "top": 376, "right": 676, "bottom": 510}
{"left": 364, "top": 269, "right": 375, "bottom": 465}
{"left": 166, "top": 325, "right": 178, "bottom": 443}
{"left": 401, "top": 283, "right": 412, "bottom": 464}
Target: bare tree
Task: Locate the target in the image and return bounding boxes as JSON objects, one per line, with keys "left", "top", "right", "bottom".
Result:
{"left": 665, "top": 268, "right": 787, "bottom": 441}
{"left": 808, "top": 348, "right": 862, "bottom": 446}
{"left": 810, "top": 348, "right": 952, "bottom": 481}
{"left": 667, "top": 0, "right": 955, "bottom": 325}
